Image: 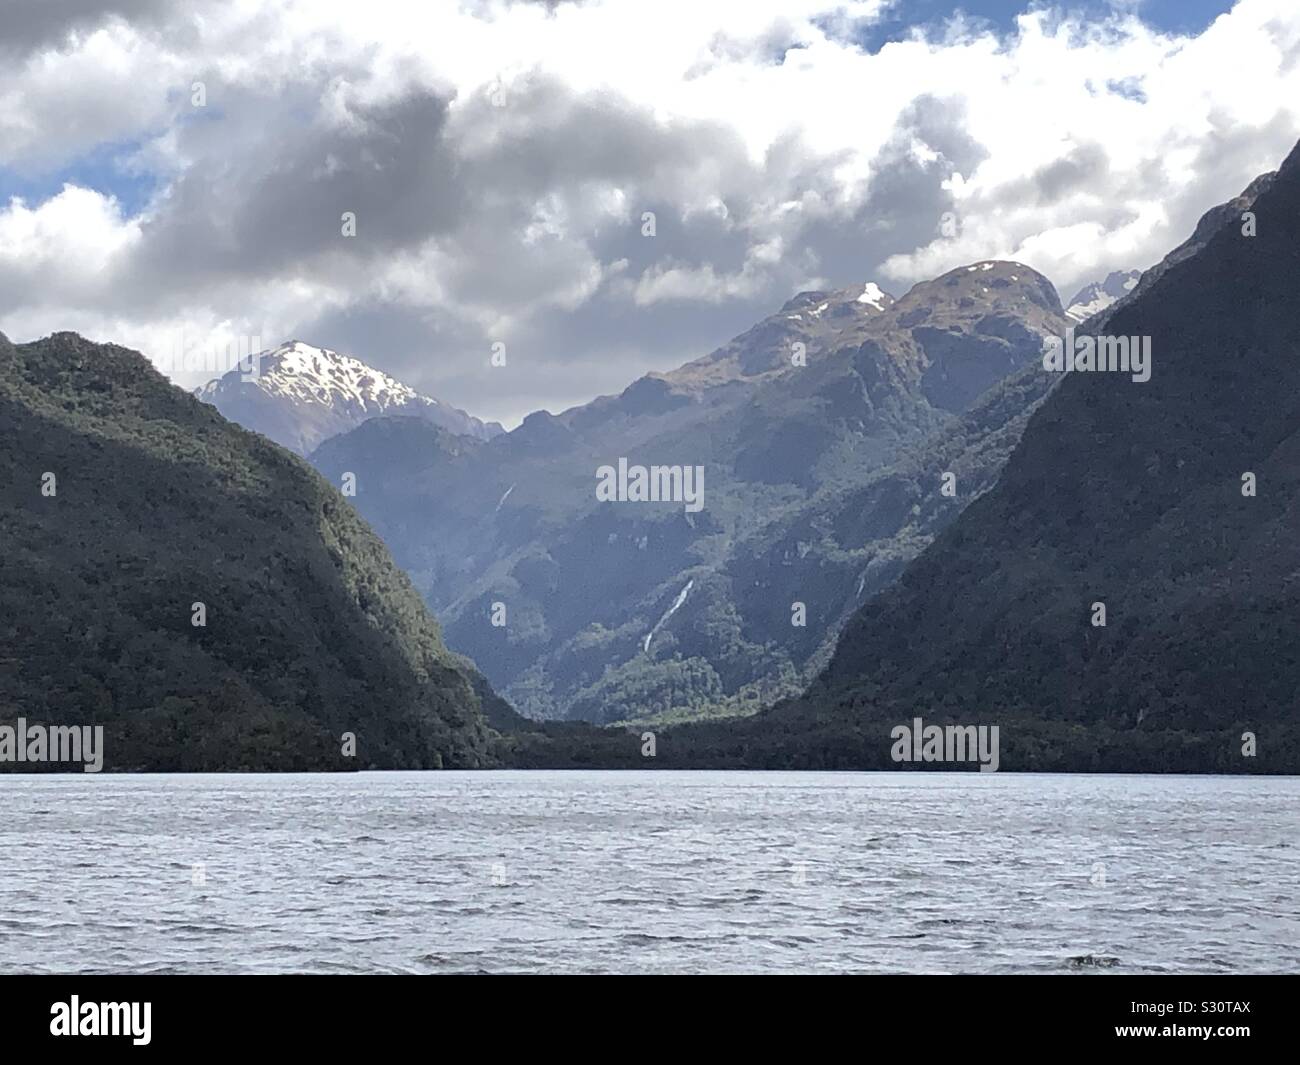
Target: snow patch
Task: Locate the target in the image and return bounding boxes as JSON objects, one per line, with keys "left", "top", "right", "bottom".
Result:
{"left": 856, "top": 281, "right": 886, "bottom": 309}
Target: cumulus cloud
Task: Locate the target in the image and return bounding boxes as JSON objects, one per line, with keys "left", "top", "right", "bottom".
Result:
{"left": 0, "top": 186, "right": 139, "bottom": 299}
{"left": 1, "top": 0, "right": 1299, "bottom": 425}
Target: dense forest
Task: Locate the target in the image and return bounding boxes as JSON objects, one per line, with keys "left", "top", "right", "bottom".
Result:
{"left": 0, "top": 331, "right": 500, "bottom": 771}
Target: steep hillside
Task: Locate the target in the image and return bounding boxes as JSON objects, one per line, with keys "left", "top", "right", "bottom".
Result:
{"left": 0, "top": 332, "right": 500, "bottom": 770}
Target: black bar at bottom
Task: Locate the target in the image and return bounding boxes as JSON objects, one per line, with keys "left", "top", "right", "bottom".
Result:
{"left": 0, "top": 974, "right": 1288, "bottom": 1053}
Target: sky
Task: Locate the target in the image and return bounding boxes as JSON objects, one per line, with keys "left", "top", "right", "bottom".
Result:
{"left": 1, "top": 0, "right": 1298, "bottom": 427}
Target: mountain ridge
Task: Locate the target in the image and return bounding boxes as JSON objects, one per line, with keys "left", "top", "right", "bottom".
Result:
{"left": 312, "top": 259, "right": 1072, "bottom": 726}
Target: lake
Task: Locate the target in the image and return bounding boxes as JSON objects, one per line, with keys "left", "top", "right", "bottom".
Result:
{"left": 1, "top": 770, "right": 1295, "bottom": 974}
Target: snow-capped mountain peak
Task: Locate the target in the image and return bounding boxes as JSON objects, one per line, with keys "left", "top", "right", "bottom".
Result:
{"left": 239, "top": 340, "right": 427, "bottom": 412}
{"left": 194, "top": 340, "right": 503, "bottom": 455}
{"left": 1064, "top": 269, "right": 1141, "bottom": 322}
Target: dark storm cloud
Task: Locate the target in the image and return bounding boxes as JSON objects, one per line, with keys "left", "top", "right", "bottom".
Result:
{"left": 314, "top": 95, "right": 1000, "bottom": 422}
{"left": 282, "top": 80, "right": 800, "bottom": 419}
{"left": 296, "top": 90, "right": 1004, "bottom": 422}
{"left": 196, "top": 74, "right": 770, "bottom": 419}
{"left": 0, "top": 0, "right": 176, "bottom": 56}
{"left": 123, "top": 69, "right": 782, "bottom": 327}
{"left": 1029, "top": 141, "right": 1110, "bottom": 202}
{"left": 966, "top": 140, "right": 1114, "bottom": 222}
{"left": 793, "top": 95, "right": 988, "bottom": 295}
{"left": 128, "top": 87, "right": 464, "bottom": 297}
{"left": 456, "top": 74, "right": 757, "bottom": 209}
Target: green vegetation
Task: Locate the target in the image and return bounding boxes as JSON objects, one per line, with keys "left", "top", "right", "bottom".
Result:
{"left": 0, "top": 332, "right": 498, "bottom": 771}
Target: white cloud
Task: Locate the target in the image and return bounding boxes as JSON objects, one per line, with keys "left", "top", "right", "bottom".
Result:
{"left": 1, "top": 0, "right": 1299, "bottom": 425}
{"left": 0, "top": 185, "right": 140, "bottom": 300}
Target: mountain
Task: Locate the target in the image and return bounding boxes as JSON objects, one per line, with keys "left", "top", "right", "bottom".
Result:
{"left": 195, "top": 340, "right": 503, "bottom": 455}
{"left": 311, "top": 262, "right": 1070, "bottom": 726}
{"left": 0, "top": 331, "right": 505, "bottom": 770}
{"left": 1064, "top": 269, "right": 1140, "bottom": 321}
{"left": 1084, "top": 172, "right": 1276, "bottom": 331}
{"left": 660, "top": 143, "right": 1300, "bottom": 773}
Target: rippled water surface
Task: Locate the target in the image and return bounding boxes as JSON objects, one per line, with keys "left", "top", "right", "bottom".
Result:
{"left": 1, "top": 771, "right": 1295, "bottom": 974}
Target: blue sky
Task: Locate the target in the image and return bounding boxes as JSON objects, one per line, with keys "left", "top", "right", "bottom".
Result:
{"left": 856, "top": 0, "right": 1235, "bottom": 51}
{"left": 0, "top": 144, "right": 157, "bottom": 219}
